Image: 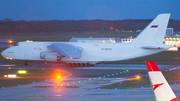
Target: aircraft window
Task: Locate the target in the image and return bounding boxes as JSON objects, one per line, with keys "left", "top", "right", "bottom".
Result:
{"left": 14, "top": 43, "right": 19, "bottom": 46}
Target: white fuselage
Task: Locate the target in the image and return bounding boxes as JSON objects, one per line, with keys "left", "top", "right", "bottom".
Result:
{"left": 1, "top": 41, "right": 171, "bottom": 64}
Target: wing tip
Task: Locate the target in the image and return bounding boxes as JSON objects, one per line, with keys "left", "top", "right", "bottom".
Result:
{"left": 171, "top": 97, "right": 179, "bottom": 101}
{"left": 145, "top": 61, "right": 160, "bottom": 72}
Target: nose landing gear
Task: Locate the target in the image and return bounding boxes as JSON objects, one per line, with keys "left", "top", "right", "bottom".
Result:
{"left": 22, "top": 62, "right": 28, "bottom": 66}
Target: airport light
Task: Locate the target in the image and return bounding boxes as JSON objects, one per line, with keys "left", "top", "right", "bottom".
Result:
{"left": 65, "top": 71, "right": 131, "bottom": 87}
{"left": 110, "top": 27, "right": 113, "bottom": 30}
{"left": 57, "top": 76, "right": 61, "bottom": 79}
{"left": 4, "top": 75, "right": 7, "bottom": 77}
{"left": 26, "top": 40, "right": 33, "bottom": 42}
{"left": 8, "top": 40, "right": 13, "bottom": 43}
{"left": 18, "top": 70, "right": 27, "bottom": 74}
{"left": 136, "top": 75, "right": 141, "bottom": 79}
{"left": 7, "top": 74, "right": 17, "bottom": 78}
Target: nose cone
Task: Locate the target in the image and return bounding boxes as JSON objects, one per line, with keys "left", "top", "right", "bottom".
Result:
{"left": 1, "top": 49, "right": 7, "bottom": 58}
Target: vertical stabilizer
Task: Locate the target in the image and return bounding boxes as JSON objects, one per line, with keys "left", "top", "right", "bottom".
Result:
{"left": 145, "top": 61, "right": 178, "bottom": 101}
{"left": 132, "top": 14, "right": 170, "bottom": 44}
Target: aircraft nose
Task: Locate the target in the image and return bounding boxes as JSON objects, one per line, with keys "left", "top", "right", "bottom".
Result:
{"left": 1, "top": 49, "right": 7, "bottom": 58}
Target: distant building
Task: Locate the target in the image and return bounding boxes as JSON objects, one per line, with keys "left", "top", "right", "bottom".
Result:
{"left": 121, "top": 37, "right": 180, "bottom": 51}
{"left": 136, "top": 30, "right": 142, "bottom": 33}
{"left": 121, "top": 38, "right": 133, "bottom": 43}
{"left": 173, "top": 31, "right": 180, "bottom": 37}
{"left": 165, "top": 28, "right": 173, "bottom": 37}
{"left": 164, "top": 37, "right": 179, "bottom": 46}
{"left": 69, "top": 38, "right": 121, "bottom": 43}
{"left": 164, "top": 37, "right": 180, "bottom": 51}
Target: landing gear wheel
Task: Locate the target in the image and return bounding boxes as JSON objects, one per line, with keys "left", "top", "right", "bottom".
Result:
{"left": 67, "top": 64, "right": 71, "bottom": 67}
{"left": 23, "top": 62, "right": 28, "bottom": 66}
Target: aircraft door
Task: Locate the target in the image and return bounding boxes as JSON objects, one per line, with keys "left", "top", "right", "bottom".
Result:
{"left": 24, "top": 54, "right": 28, "bottom": 60}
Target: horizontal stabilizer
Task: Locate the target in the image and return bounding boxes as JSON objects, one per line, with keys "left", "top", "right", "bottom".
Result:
{"left": 141, "top": 46, "right": 165, "bottom": 49}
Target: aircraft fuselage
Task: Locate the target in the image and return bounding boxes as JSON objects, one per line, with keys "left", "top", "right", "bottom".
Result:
{"left": 1, "top": 41, "right": 171, "bottom": 65}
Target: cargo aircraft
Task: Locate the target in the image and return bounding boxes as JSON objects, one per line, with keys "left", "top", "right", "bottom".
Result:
{"left": 1, "top": 14, "right": 171, "bottom": 66}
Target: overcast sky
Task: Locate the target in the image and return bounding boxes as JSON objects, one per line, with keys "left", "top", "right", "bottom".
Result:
{"left": 0, "top": 0, "right": 179, "bottom": 21}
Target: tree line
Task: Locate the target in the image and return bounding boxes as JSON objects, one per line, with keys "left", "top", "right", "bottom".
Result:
{"left": 0, "top": 19, "right": 179, "bottom": 34}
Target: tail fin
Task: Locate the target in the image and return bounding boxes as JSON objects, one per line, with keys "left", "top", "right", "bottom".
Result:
{"left": 145, "top": 61, "right": 178, "bottom": 101}
{"left": 132, "top": 14, "right": 170, "bottom": 44}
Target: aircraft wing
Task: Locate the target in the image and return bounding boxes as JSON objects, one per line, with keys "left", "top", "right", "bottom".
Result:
{"left": 47, "top": 43, "right": 82, "bottom": 59}
{"left": 145, "top": 61, "right": 178, "bottom": 101}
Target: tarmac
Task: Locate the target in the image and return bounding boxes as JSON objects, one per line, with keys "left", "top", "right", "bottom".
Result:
{"left": 1, "top": 63, "right": 180, "bottom": 101}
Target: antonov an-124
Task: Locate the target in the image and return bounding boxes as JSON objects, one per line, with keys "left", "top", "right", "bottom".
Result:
{"left": 1, "top": 14, "right": 171, "bottom": 66}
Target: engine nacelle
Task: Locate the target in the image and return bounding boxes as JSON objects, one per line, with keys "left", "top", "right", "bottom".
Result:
{"left": 40, "top": 51, "right": 57, "bottom": 59}
{"left": 44, "top": 54, "right": 61, "bottom": 62}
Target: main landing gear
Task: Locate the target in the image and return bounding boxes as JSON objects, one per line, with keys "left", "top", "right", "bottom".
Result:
{"left": 67, "top": 63, "right": 94, "bottom": 67}
{"left": 22, "top": 62, "right": 28, "bottom": 66}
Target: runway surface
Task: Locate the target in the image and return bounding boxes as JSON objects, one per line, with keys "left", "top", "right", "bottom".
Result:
{"left": 0, "top": 62, "right": 180, "bottom": 101}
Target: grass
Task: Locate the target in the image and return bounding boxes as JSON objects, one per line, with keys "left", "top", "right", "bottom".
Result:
{"left": 112, "top": 51, "right": 180, "bottom": 64}
{"left": 101, "top": 71, "right": 180, "bottom": 89}
{"left": 0, "top": 69, "right": 61, "bottom": 88}
{"left": 1, "top": 31, "right": 138, "bottom": 39}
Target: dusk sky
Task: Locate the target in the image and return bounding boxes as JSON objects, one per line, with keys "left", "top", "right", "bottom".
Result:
{"left": 0, "top": 0, "right": 179, "bottom": 21}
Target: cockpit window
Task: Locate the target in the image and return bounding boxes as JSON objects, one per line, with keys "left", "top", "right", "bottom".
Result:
{"left": 14, "top": 43, "right": 19, "bottom": 46}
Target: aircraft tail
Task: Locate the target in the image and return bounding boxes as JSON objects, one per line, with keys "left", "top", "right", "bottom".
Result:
{"left": 145, "top": 61, "right": 178, "bottom": 101}
{"left": 132, "top": 14, "right": 170, "bottom": 44}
